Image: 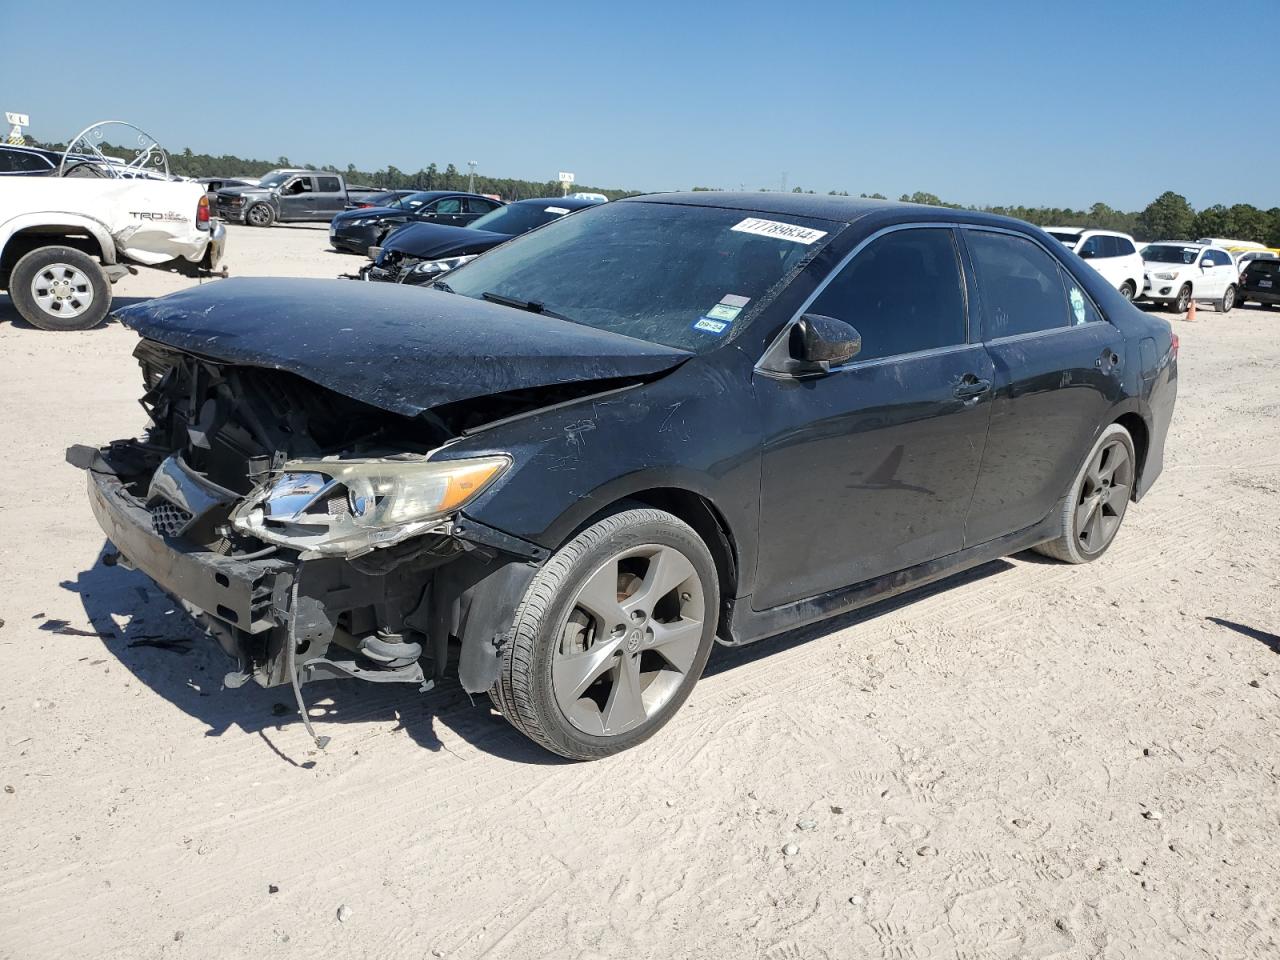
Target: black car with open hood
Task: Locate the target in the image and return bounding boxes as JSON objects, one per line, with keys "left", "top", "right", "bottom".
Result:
{"left": 72, "top": 193, "right": 1176, "bottom": 760}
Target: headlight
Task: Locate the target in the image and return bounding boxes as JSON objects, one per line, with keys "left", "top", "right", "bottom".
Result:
{"left": 231, "top": 455, "right": 510, "bottom": 556}
{"left": 1153, "top": 271, "right": 1179, "bottom": 280}
{"left": 349, "top": 218, "right": 378, "bottom": 228}
{"left": 408, "top": 254, "right": 477, "bottom": 277}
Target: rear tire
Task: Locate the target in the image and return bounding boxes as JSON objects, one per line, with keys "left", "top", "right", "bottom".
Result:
{"left": 1119, "top": 281, "right": 1136, "bottom": 301}
{"left": 490, "top": 506, "right": 719, "bottom": 760}
{"left": 1219, "top": 284, "right": 1236, "bottom": 313}
{"left": 9, "top": 245, "right": 111, "bottom": 331}
{"left": 245, "top": 203, "right": 275, "bottom": 227}
{"left": 1033, "top": 423, "right": 1136, "bottom": 564}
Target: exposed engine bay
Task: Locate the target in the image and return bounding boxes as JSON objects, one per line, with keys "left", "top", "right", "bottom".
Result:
{"left": 68, "top": 339, "right": 599, "bottom": 713}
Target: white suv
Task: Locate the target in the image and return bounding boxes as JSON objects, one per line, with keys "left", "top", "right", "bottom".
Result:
{"left": 1140, "top": 242, "right": 1238, "bottom": 313}
{"left": 1045, "top": 228, "right": 1145, "bottom": 300}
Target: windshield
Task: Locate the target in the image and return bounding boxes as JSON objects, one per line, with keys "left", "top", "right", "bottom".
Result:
{"left": 469, "top": 202, "right": 569, "bottom": 236}
{"left": 1143, "top": 244, "right": 1200, "bottom": 264}
{"left": 257, "top": 171, "right": 293, "bottom": 188}
{"left": 440, "top": 201, "right": 837, "bottom": 352}
{"left": 1047, "top": 231, "right": 1082, "bottom": 247}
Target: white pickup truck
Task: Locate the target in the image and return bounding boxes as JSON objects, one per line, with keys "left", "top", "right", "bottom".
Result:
{"left": 0, "top": 174, "right": 226, "bottom": 330}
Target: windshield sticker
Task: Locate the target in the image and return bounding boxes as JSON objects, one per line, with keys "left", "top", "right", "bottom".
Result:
{"left": 693, "top": 317, "right": 730, "bottom": 335}
{"left": 731, "top": 217, "right": 827, "bottom": 245}
{"left": 706, "top": 303, "right": 742, "bottom": 322}
{"left": 1069, "top": 287, "right": 1087, "bottom": 325}
{"left": 544, "top": 206, "right": 570, "bottom": 215}
{"left": 719, "top": 294, "right": 750, "bottom": 307}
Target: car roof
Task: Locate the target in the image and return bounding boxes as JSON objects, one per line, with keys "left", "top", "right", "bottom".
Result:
{"left": 1045, "top": 226, "right": 1133, "bottom": 239}
{"left": 511, "top": 196, "right": 602, "bottom": 210}
{"left": 621, "top": 191, "right": 1037, "bottom": 233}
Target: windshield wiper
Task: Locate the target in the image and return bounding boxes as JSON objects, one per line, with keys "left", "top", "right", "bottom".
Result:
{"left": 481, "top": 291, "right": 573, "bottom": 322}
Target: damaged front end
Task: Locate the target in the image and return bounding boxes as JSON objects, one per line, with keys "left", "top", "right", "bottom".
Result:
{"left": 69, "top": 341, "right": 546, "bottom": 715}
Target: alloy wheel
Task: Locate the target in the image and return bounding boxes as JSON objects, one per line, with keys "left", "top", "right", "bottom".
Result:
{"left": 31, "top": 263, "right": 95, "bottom": 319}
{"left": 1074, "top": 438, "right": 1133, "bottom": 555}
{"left": 552, "top": 543, "right": 705, "bottom": 737}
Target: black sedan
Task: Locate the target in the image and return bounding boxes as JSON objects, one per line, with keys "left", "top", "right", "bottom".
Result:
{"left": 73, "top": 194, "right": 1176, "bottom": 760}
{"left": 363, "top": 196, "right": 605, "bottom": 284}
{"left": 328, "top": 190, "right": 504, "bottom": 254}
{"left": 344, "top": 188, "right": 419, "bottom": 211}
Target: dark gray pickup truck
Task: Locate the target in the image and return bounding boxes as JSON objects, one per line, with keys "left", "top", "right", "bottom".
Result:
{"left": 215, "top": 169, "right": 381, "bottom": 226}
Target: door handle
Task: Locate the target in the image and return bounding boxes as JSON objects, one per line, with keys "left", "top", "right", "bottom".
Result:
{"left": 954, "top": 375, "right": 992, "bottom": 400}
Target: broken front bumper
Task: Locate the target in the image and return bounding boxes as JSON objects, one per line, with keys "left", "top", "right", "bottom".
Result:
{"left": 76, "top": 452, "right": 539, "bottom": 694}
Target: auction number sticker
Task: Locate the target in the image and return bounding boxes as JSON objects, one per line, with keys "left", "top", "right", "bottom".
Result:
{"left": 731, "top": 217, "right": 827, "bottom": 245}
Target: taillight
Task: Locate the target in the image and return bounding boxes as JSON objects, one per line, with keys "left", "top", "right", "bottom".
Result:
{"left": 1170, "top": 333, "right": 1179, "bottom": 358}
{"left": 197, "top": 194, "right": 210, "bottom": 228}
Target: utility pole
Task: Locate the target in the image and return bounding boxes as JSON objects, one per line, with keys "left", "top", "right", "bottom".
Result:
{"left": 780, "top": 171, "right": 788, "bottom": 194}
{"left": 467, "top": 160, "right": 478, "bottom": 194}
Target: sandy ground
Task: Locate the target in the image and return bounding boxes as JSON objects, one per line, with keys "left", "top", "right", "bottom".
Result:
{"left": 1, "top": 223, "right": 1278, "bottom": 960}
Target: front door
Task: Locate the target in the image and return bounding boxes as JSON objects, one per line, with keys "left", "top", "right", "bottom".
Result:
{"left": 278, "top": 176, "right": 316, "bottom": 219}
{"left": 753, "top": 226, "right": 994, "bottom": 610}
{"left": 960, "top": 228, "right": 1127, "bottom": 544}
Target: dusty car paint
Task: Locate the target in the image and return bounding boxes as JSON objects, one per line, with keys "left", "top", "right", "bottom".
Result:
{"left": 72, "top": 194, "right": 1177, "bottom": 736}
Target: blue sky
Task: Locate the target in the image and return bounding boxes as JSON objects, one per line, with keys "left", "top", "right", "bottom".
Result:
{"left": 3, "top": 0, "right": 1276, "bottom": 210}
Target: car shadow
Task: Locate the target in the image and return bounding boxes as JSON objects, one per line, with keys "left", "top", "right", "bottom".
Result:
{"left": 705, "top": 558, "right": 1016, "bottom": 676}
{"left": 62, "top": 543, "right": 567, "bottom": 767}
{"left": 0, "top": 293, "right": 158, "bottom": 330}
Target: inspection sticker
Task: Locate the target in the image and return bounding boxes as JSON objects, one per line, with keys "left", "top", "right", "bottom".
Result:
{"left": 706, "top": 303, "right": 741, "bottom": 322}
{"left": 719, "top": 294, "right": 750, "bottom": 307}
{"left": 731, "top": 217, "right": 827, "bottom": 245}
{"left": 693, "top": 317, "right": 729, "bottom": 334}
{"left": 1069, "top": 287, "right": 1086, "bottom": 325}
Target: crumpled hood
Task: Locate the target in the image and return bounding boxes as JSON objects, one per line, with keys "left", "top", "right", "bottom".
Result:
{"left": 380, "top": 222, "right": 509, "bottom": 262}
{"left": 113, "top": 278, "right": 691, "bottom": 417}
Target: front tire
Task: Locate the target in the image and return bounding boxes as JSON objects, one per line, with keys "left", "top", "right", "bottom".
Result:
{"left": 1174, "top": 284, "right": 1192, "bottom": 314}
{"left": 490, "top": 506, "right": 719, "bottom": 760}
{"left": 245, "top": 203, "right": 275, "bottom": 227}
{"left": 9, "top": 245, "right": 111, "bottom": 331}
{"left": 1033, "top": 423, "right": 1136, "bottom": 564}
{"left": 1219, "top": 284, "right": 1236, "bottom": 313}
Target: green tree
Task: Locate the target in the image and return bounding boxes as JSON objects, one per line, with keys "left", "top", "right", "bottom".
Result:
{"left": 1137, "top": 191, "right": 1194, "bottom": 241}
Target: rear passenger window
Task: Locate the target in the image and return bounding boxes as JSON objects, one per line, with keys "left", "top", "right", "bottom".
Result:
{"left": 967, "top": 231, "right": 1070, "bottom": 338}
{"left": 808, "top": 228, "right": 967, "bottom": 363}
{"left": 1059, "top": 271, "right": 1102, "bottom": 326}
{"left": 317, "top": 176, "right": 341, "bottom": 192}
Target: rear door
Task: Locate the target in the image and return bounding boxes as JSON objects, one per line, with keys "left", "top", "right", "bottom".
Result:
{"left": 960, "top": 228, "right": 1126, "bottom": 545}
{"left": 314, "top": 175, "right": 346, "bottom": 220}
{"left": 752, "top": 226, "right": 994, "bottom": 609}
{"left": 463, "top": 197, "right": 501, "bottom": 224}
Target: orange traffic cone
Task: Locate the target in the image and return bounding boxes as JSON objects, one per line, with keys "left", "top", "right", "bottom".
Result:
{"left": 1186, "top": 299, "right": 1197, "bottom": 322}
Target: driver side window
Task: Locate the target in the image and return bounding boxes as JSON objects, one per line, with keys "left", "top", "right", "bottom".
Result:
{"left": 808, "top": 228, "right": 968, "bottom": 363}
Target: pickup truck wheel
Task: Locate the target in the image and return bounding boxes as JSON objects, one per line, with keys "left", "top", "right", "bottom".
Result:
{"left": 9, "top": 245, "right": 111, "bottom": 331}
{"left": 489, "top": 506, "right": 719, "bottom": 760}
{"left": 245, "top": 203, "right": 275, "bottom": 227}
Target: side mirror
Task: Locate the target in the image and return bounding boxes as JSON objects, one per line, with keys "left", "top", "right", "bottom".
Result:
{"left": 786, "top": 314, "right": 861, "bottom": 373}
{"left": 1079, "top": 248, "right": 1095, "bottom": 259}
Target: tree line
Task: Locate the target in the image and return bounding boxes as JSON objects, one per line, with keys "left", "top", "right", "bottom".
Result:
{"left": 31, "top": 136, "right": 1280, "bottom": 245}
